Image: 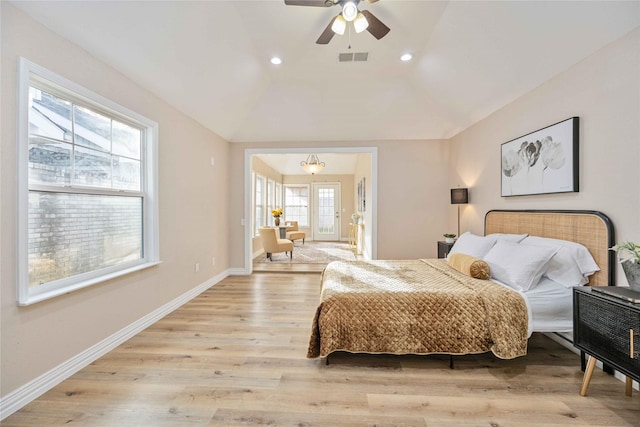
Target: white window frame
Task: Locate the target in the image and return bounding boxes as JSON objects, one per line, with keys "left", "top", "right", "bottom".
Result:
{"left": 251, "top": 171, "right": 256, "bottom": 235}
{"left": 16, "top": 58, "right": 160, "bottom": 305}
{"left": 284, "top": 184, "right": 310, "bottom": 227}
{"left": 275, "top": 182, "right": 282, "bottom": 213}
{"left": 254, "top": 174, "right": 266, "bottom": 235}
{"left": 266, "top": 179, "right": 275, "bottom": 226}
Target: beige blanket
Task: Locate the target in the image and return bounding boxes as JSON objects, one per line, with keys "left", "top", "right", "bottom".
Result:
{"left": 307, "top": 259, "right": 528, "bottom": 359}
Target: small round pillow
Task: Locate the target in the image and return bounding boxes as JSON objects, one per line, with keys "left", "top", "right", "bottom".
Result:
{"left": 448, "top": 253, "right": 491, "bottom": 280}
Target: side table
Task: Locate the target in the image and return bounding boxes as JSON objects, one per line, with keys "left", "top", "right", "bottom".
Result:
{"left": 437, "top": 241, "right": 455, "bottom": 259}
{"left": 573, "top": 286, "right": 640, "bottom": 397}
{"left": 348, "top": 223, "right": 357, "bottom": 248}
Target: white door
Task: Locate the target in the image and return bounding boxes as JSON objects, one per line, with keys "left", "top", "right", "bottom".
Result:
{"left": 313, "top": 183, "right": 341, "bottom": 241}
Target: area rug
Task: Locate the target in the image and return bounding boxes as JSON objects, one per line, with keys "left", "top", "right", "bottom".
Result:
{"left": 254, "top": 241, "right": 358, "bottom": 265}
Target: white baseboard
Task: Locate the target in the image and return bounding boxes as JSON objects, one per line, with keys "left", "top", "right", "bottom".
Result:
{"left": 228, "top": 268, "right": 249, "bottom": 275}
{"left": 0, "top": 269, "right": 231, "bottom": 421}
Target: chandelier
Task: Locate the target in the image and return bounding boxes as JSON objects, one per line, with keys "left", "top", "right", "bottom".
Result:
{"left": 300, "top": 154, "right": 325, "bottom": 175}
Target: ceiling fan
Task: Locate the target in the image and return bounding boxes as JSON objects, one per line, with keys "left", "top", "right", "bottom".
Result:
{"left": 284, "top": 0, "right": 390, "bottom": 45}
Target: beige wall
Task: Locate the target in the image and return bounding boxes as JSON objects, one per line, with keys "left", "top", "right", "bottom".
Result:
{"left": 1, "top": 4, "right": 230, "bottom": 396}
{"left": 252, "top": 156, "right": 283, "bottom": 182}
{"left": 449, "top": 28, "right": 640, "bottom": 283}
{"left": 377, "top": 140, "right": 452, "bottom": 259}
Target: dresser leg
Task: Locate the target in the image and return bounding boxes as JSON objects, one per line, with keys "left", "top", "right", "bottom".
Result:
{"left": 580, "top": 356, "right": 597, "bottom": 396}
{"left": 625, "top": 377, "right": 633, "bottom": 397}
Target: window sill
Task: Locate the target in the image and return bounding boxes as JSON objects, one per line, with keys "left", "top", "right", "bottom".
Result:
{"left": 19, "top": 260, "right": 162, "bottom": 306}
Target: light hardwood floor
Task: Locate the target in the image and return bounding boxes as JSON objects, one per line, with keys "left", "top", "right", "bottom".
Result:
{"left": 4, "top": 273, "right": 638, "bottom": 426}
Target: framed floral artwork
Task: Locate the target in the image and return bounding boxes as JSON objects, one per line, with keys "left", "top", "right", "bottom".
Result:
{"left": 501, "top": 117, "right": 579, "bottom": 197}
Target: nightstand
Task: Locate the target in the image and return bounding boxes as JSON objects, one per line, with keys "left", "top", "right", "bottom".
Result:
{"left": 437, "top": 241, "right": 455, "bottom": 259}
{"left": 573, "top": 287, "right": 640, "bottom": 396}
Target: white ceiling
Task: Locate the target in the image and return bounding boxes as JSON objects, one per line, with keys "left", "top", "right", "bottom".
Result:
{"left": 11, "top": 0, "right": 640, "bottom": 145}
{"left": 257, "top": 152, "right": 361, "bottom": 175}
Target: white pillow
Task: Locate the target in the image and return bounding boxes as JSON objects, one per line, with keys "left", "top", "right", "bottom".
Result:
{"left": 485, "top": 233, "right": 529, "bottom": 243}
{"left": 520, "top": 236, "right": 600, "bottom": 277}
{"left": 448, "top": 232, "right": 496, "bottom": 259}
{"left": 522, "top": 244, "right": 588, "bottom": 287}
{"left": 483, "top": 241, "right": 558, "bottom": 291}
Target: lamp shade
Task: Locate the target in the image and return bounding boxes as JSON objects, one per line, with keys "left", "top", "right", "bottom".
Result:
{"left": 450, "top": 188, "right": 469, "bottom": 204}
{"left": 353, "top": 12, "right": 369, "bottom": 33}
{"left": 331, "top": 15, "right": 347, "bottom": 35}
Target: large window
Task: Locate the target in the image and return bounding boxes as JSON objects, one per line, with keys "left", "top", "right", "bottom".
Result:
{"left": 284, "top": 185, "right": 309, "bottom": 226}
{"left": 17, "top": 58, "right": 159, "bottom": 305}
{"left": 254, "top": 174, "right": 265, "bottom": 235}
{"left": 266, "top": 179, "right": 275, "bottom": 226}
{"left": 275, "top": 182, "right": 282, "bottom": 213}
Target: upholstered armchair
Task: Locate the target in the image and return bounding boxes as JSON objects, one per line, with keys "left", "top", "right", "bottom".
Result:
{"left": 258, "top": 227, "right": 293, "bottom": 261}
{"left": 285, "top": 221, "right": 306, "bottom": 244}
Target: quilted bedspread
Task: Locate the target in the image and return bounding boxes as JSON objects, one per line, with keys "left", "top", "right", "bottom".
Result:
{"left": 307, "top": 259, "right": 528, "bottom": 359}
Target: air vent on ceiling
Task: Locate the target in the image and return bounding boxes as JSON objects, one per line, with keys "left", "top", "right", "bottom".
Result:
{"left": 354, "top": 52, "right": 368, "bottom": 62}
{"left": 338, "top": 52, "right": 369, "bottom": 62}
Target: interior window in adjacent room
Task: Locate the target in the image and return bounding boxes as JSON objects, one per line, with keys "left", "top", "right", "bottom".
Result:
{"left": 275, "top": 182, "right": 282, "bottom": 214}
{"left": 284, "top": 184, "right": 309, "bottom": 226}
{"left": 254, "top": 174, "right": 265, "bottom": 235}
{"left": 266, "top": 179, "right": 275, "bottom": 226}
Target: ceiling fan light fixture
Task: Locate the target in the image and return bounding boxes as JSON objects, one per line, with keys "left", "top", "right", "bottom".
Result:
{"left": 353, "top": 12, "right": 369, "bottom": 33}
{"left": 300, "top": 154, "right": 325, "bottom": 175}
{"left": 342, "top": 1, "right": 358, "bottom": 21}
{"left": 331, "top": 14, "right": 347, "bottom": 35}
{"left": 400, "top": 53, "right": 413, "bottom": 62}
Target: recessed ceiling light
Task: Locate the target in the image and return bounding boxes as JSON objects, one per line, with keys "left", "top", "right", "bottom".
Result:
{"left": 270, "top": 56, "right": 282, "bottom": 65}
{"left": 400, "top": 53, "right": 413, "bottom": 62}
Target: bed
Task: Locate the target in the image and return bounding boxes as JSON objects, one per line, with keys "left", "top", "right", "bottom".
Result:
{"left": 307, "top": 210, "right": 614, "bottom": 360}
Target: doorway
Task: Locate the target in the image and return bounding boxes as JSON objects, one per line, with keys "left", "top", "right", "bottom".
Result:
{"left": 312, "top": 183, "right": 340, "bottom": 241}
{"left": 243, "top": 147, "right": 377, "bottom": 274}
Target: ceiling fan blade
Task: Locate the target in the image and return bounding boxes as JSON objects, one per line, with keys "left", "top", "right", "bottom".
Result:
{"left": 284, "top": 0, "right": 334, "bottom": 6}
{"left": 361, "top": 9, "right": 390, "bottom": 40}
{"left": 316, "top": 15, "right": 338, "bottom": 44}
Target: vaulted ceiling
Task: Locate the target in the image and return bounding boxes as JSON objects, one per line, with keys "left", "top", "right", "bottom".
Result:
{"left": 11, "top": 1, "right": 640, "bottom": 143}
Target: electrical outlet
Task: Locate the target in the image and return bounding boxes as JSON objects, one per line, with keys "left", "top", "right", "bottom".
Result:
{"left": 241, "top": 218, "right": 245, "bottom": 226}
{"left": 210, "top": 156, "right": 215, "bottom": 166}
{"left": 211, "top": 257, "right": 216, "bottom": 266}
{"left": 195, "top": 263, "right": 199, "bottom": 273}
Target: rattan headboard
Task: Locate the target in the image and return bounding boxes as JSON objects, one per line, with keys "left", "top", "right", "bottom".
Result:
{"left": 484, "top": 210, "right": 614, "bottom": 286}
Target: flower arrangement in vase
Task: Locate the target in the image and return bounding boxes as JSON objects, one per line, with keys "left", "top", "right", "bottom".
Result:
{"left": 610, "top": 241, "right": 640, "bottom": 292}
{"left": 272, "top": 208, "right": 283, "bottom": 226}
